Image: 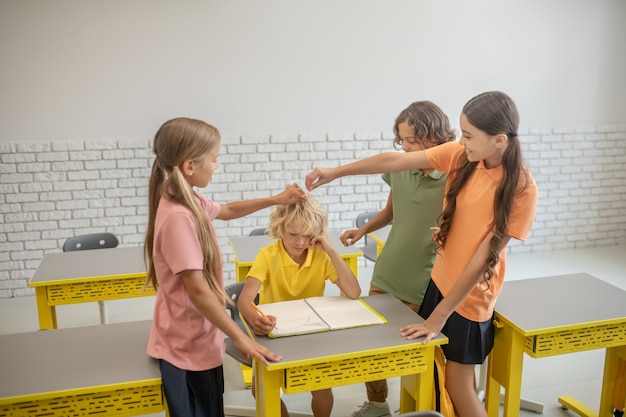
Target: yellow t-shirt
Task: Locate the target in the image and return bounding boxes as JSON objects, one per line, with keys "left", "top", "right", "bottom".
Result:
{"left": 425, "top": 141, "right": 538, "bottom": 322}
{"left": 247, "top": 240, "right": 339, "bottom": 304}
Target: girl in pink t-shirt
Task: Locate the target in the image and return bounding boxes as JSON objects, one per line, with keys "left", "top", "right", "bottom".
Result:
{"left": 144, "top": 117, "right": 305, "bottom": 417}
{"left": 305, "top": 92, "right": 538, "bottom": 417}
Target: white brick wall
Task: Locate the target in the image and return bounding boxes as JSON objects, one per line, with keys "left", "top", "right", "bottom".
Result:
{"left": 1, "top": 125, "right": 625, "bottom": 298}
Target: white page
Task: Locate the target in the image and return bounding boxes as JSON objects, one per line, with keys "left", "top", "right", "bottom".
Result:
{"left": 304, "top": 296, "right": 385, "bottom": 330}
{"left": 259, "top": 299, "right": 328, "bottom": 337}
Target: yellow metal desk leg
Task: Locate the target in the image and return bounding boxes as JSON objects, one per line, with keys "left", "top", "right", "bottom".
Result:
{"left": 343, "top": 256, "right": 359, "bottom": 277}
{"left": 399, "top": 346, "right": 434, "bottom": 413}
{"left": 486, "top": 323, "right": 525, "bottom": 417}
{"left": 240, "top": 363, "right": 253, "bottom": 388}
{"left": 236, "top": 264, "right": 251, "bottom": 283}
{"left": 558, "top": 345, "right": 626, "bottom": 417}
{"left": 254, "top": 360, "right": 282, "bottom": 417}
{"left": 601, "top": 346, "right": 626, "bottom": 417}
{"left": 35, "top": 287, "right": 57, "bottom": 330}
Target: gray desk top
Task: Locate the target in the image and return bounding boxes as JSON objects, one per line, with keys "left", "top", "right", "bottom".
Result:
{"left": 0, "top": 320, "right": 158, "bottom": 400}
{"left": 229, "top": 231, "right": 363, "bottom": 262}
{"left": 29, "top": 246, "right": 146, "bottom": 285}
{"left": 254, "top": 294, "right": 447, "bottom": 370}
{"left": 495, "top": 273, "right": 626, "bottom": 335}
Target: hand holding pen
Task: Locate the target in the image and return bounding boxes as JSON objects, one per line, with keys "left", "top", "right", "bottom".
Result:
{"left": 250, "top": 302, "right": 278, "bottom": 335}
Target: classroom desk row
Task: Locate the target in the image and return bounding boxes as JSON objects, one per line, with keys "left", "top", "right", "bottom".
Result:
{"left": 7, "top": 274, "right": 626, "bottom": 417}
{"left": 28, "top": 232, "right": 362, "bottom": 330}
{"left": 23, "top": 231, "right": 626, "bottom": 417}
{"left": 0, "top": 296, "right": 445, "bottom": 417}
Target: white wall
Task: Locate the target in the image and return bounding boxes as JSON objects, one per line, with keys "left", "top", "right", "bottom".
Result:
{"left": 1, "top": 125, "right": 625, "bottom": 298}
{"left": 1, "top": 1, "right": 625, "bottom": 298}
{"left": 1, "top": 0, "right": 625, "bottom": 143}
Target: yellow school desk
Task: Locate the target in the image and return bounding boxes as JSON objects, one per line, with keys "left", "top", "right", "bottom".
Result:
{"left": 252, "top": 294, "right": 448, "bottom": 417}
{"left": 367, "top": 224, "right": 391, "bottom": 257}
{"left": 0, "top": 320, "right": 166, "bottom": 417}
{"left": 485, "top": 273, "right": 626, "bottom": 417}
{"left": 28, "top": 246, "right": 153, "bottom": 330}
{"left": 228, "top": 231, "right": 364, "bottom": 387}
{"left": 228, "top": 231, "right": 363, "bottom": 282}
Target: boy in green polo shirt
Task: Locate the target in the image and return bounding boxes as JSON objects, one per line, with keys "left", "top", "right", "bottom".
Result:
{"left": 340, "top": 101, "right": 455, "bottom": 417}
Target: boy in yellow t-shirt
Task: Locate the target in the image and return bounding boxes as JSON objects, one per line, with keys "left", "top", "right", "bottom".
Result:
{"left": 238, "top": 195, "right": 361, "bottom": 417}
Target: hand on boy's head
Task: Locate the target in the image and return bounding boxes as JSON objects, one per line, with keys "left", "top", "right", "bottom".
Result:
{"left": 275, "top": 183, "right": 306, "bottom": 205}
{"left": 305, "top": 167, "right": 332, "bottom": 191}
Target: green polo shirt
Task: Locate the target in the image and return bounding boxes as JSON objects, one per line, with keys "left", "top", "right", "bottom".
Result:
{"left": 370, "top": 168, "right": 446, "bottom": 305}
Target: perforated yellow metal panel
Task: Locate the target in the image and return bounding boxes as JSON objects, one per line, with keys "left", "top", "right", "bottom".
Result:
{"left": 47, "top": 278, "right": 155, "bottom": 305}
{"left": 524, "top": 322, "right": 626, "bottom": 358}
{"left": 0, "top": 385, "right": 164, "bottom": 417}
{"left": 281, "top": 349, "right": 428, "bottom": 393}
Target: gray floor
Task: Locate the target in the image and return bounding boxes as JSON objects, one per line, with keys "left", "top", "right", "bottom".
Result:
{"left": 1, "top": 244, "right": 624, "bottom": 417}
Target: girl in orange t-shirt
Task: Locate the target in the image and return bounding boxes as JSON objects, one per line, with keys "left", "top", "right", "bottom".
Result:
{"left": 305, "top": 92, "right": 538, "bottom": 417}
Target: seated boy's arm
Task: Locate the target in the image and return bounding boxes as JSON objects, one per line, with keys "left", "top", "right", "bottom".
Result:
{"left": 313, "top": 235, "right": 361, "bottom": 299}
{"left": 238, "top": 277, "right": 276, "bottom": 336}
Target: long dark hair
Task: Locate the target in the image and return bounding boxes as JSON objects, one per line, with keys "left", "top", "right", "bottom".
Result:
{"left": 437, "top": 91, "right": 530, "bottom": 287}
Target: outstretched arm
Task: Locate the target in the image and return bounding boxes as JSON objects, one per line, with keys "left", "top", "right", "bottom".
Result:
{"left": 400, "top": 231, "right": 511, "bottom": 343}
{"left": 305, "top": 151, "right": 431, "bottom": 191}
{"left": 217, "top": 183, "right": 306, "bottom": 220}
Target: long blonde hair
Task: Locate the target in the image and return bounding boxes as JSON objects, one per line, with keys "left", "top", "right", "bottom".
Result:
{"left": 143, "top": 117, "right": 226, "bottom": 302}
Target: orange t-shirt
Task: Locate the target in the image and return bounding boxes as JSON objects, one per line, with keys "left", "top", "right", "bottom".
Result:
{"left": 424, "top": 141, "right": 538, "bottom": 322}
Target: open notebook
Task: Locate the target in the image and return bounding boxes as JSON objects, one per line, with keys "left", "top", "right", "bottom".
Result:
{"left": 258, "top": 296, "right": 387, "bottom": 338}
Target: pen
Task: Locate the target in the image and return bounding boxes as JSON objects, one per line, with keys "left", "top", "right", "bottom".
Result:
{"left": 250, "top": 302, "right": 277, "bottom": 329}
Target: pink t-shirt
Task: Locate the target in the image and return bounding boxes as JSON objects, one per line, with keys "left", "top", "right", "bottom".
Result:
{"left": 147, "top": 191, "right": 224, "bottom": 371}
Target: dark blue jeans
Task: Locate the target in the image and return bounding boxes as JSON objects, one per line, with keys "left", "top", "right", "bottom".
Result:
{"left": 160, "top": 359, "right": 225, "bottom": 417}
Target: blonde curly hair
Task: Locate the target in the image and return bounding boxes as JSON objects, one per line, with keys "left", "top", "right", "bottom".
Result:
{"left": 267, "top": 194, "right": 328, "bottom": 239}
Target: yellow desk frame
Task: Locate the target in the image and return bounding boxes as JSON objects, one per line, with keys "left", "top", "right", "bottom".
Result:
{"left": 485, "top": 273, "right": 626, "bottom": 417}
{"left": 252, "top": 294, "right": 447, "bottom": 416}
{"left": 28, "top": 246, "right": 154, "bottom": 330}
{"left": 0, "top": 320, "right": 167, "bottom": 417}
{"left": 228, "top": 232, "right": 363, "bottom": 388}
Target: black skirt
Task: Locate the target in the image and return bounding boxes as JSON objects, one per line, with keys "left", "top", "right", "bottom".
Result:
{"left": 418, "top": 279, "right": 494, "bottom": 364}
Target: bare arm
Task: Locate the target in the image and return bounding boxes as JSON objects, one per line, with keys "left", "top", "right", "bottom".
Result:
{"left": 341, "top": 193, "right": 393, "bottom": 247}
{"left": 305, "top": 151, "right": 431, "bottom": 191}
{"left": 181, "top": 270, "right": 281, "bottom": 364}
{"left": 400, "top": 231, "right": 511, "bottom": 343}
{"left": 312, "top": 234, "right": 361, "bottom": 299}
{"left": 217, "top": 183, "right": 305, "bottom": 220}
{"left": 237, "top": 277, "right": 277, "bottom": 336}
